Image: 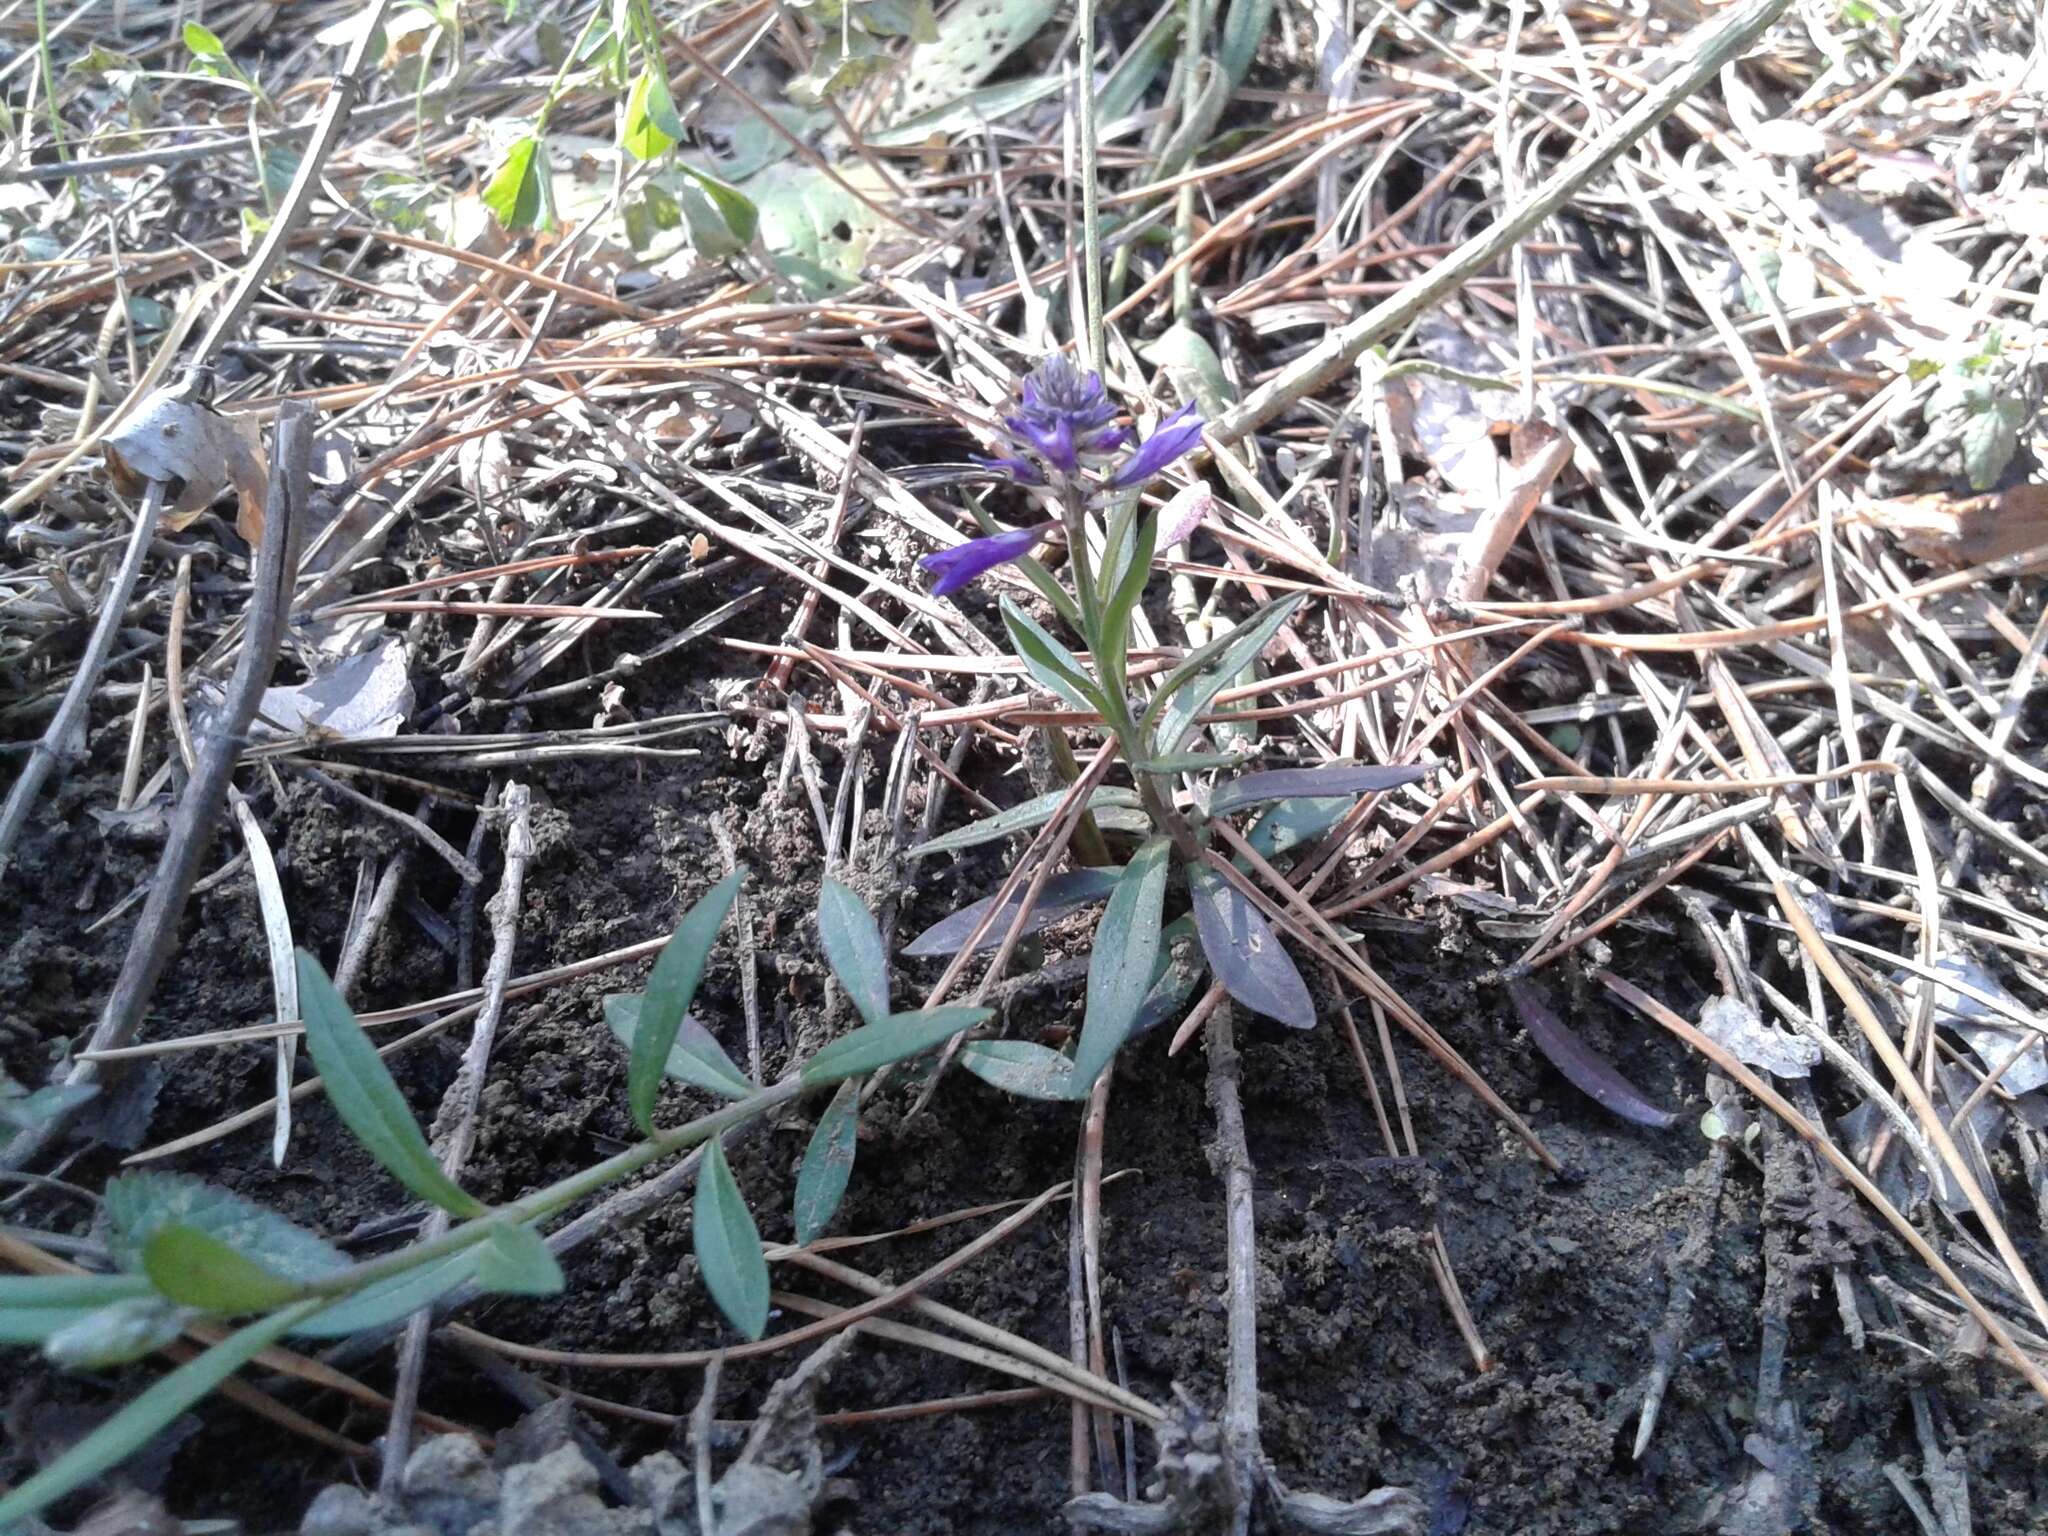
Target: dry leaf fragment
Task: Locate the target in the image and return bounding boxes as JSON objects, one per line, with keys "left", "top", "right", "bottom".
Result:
{"left": 102, "top": 380, "right": 269, "bottom": 540}
{"left": 1845, "top": 485, "right": 2048, "bottom": 567}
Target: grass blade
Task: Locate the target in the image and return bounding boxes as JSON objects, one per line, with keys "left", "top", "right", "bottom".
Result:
{"left": 0, "top": 1303, "right": 314, "bottom": 1528}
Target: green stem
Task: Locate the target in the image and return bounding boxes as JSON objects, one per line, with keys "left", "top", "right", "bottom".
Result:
{"left": 1077, "top": 0, "right": 1105, "bottom": 371}
{"left": 284, "top": 1079, "right": 805, "bottom": 1305}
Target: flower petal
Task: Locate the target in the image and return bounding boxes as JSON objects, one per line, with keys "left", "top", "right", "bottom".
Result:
{"left": 1159, "top": 483, "right": 1214, "bottom": 547}
{"left": 1108, "top": 400, "right": 1206, "bottom": 488}
{"left": 919, "top": 524, "right": 1052, "bottom": 597}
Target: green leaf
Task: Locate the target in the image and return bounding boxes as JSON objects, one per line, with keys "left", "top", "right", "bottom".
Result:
{"left": 289, "top": 1251, "right": 480, "bottom": 1339}
{"left": 999, "top": 598, "right": 1111, "bottom": 717}
{"left": 1132, "top": 927, "right": 1207, "bottom": 1038}
{"left": 910, "top": 787, "right": 1142, "bottom": 860}
{"left": 819, "top": 879, "right": 891, "bottom": 1026}
{"left": 1071, "top": 839, "right": 1171, "bottom": 1092}
{"left": 748, "top": 159, "right": 890, "bottom": 297}
{"left": 0, "top": 1305, "right": 310, "bottom": 1528}
{"left": 1130, "top": 750, "right": 1251, "bottom": 775}
{"left": 482, "top": 133, "right": 549, "bottom": 230}
{"left": 1098, "top": 511, "right": 1158, "bottom": 699}
{"left": 801, "top": 1006, "right": 991, "bottom": 1085}
{"left": 0, "top": 1274, "right": 155, "bottom": 1345}
{"left": 958, "top": 1040, "right": 1077, "bottom": 1100}
{"left": 865, "top": 75, "right": 1066, "bottom": 146}
{"left": 183, "top": 20, "right": 227, "bottom": 57}
{"left": 630, "top": 868, "right": 748, "bottom": 1134}
{"left": 1961, "top": 391, "right": 2026, "bottom": 490}
{"left": 694, "top": 1137, "right": 769, "bottom": 1340}
{"left": 1096, "top": 0, "right": 1181, "bottom": 123}
{"left": 296, "top": 952, "right": 485, "bottom": 1219}
{"left": 475, "top": 1224, "right": 565, "bottom": 1297}
{"left": 793, "top": 1078, "right": 860, "bottom": 1244}
{"left": 605, "top": 994, "right": 754, "bottom": 1102}
{"left": 1218, "top": 0, "right": 1277, "bottom": 84}
{"left": 1245, "top": 797, "right": 1353, "bottom": 864}
{"left": 879, "top": 0, "right": 1056, "bottom": 127}
{"left": 901, "top": 869, "right": 1120, "bottom": 958}
{"left": 673, "top": 163, "right": 758, "bottom": 245}
{"left": 41, "top": 1296, "right": 186, "bottom": 1370}
{"left": 1208, "top": 763, "right": 1430, "bottom": 818}
{"left": 0, "top": 1081, "right": 98, "bottom": 1148}
{"left": 142, "top": 1226, "right": 302, "bottom": 1313}
{"left": 621, "top": 66, "right": 680, "bottom": 160}
{"left": 1144, "top": 595, "right": 1303, "bottom": 756}
{"left": 104, "top": 1171, "right": 347, "bottom": 1282}
{"left": 1187, "top": 865, "right": 1315, "bottom": 1029}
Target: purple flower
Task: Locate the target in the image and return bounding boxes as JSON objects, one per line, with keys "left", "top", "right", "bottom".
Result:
{"left": 1108, "top": 400, "right": 1206, "bottom": 489}
{"left": 973, "top": 357, "right": 1207, "bottom": 495}
{"left": 999, "top": 356, "right": 1120, "bottom": 475}
{"left": 920, "top": 522, "right": 1054, "bottom": 596}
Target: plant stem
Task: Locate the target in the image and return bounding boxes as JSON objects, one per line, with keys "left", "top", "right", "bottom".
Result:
{"left": 1076, "top": 0, "right": 1105, "bottom": 371}
{"left": 284, "top": 1079, "right": 806, "bottom": 1306}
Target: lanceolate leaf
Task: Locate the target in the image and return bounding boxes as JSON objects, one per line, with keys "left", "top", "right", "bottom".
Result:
{"left": 819, "top": 879, "right": 891, "bottom": 1026}
{"left": 910, "top": 788, "right": 1142, "bottom": 861}
{"left": 475, "top": 1224, "right": 566, "bottom": 1297}
{"left": 290, "top": 1251, "right": 480, "bottom": 1339}
{"left": 1144, "top": 594, "right": 1303, "bottom": 756}
{"left": 1131, "top": 926, "right": 1208, "bottom": 1039}
{"left": 902, "top": 869, "right": 1121, "bottom": 958}
{"left": 1071, "top": 839, "right": 1172, "bottom": 1091}
{"left": 630, "top": 868, "right": 748, "bottom": 1135}
{"left": 1208, "top": 763, "right": 1431, "bottom": 818}
{"left": 0, "top": 1304, "right": 311, "bottom": 1528}
{"left": 958, "top": 1040, "right": 1078, "bottom": 1100}
{"left": 1097, "top": 511, "right": 1158, "bottom": 697}
{"left": 142, "top": 1226, "right": 302, "bottom": 1313}
{"left": 793, "top": 1078, "right": 860, "bottom": 1245}
{"left": 694, "top": 1137, "right": 769, "bottom": 1340}
{"left": 1245, "top": 796, "right": 1355, "bottom": 864}
{"left": 801, "top": 1006, "right": 991, "bottom": 1085}
{"left": 1188, "top": 864, "right": 1316, "bottom": 1029}
{"left": 1000, "top": 598, "right": 1111, "bottom": 717}
{"left": 296, "top": 953, "right": 485, "bottom": 1219}
{"left": 605, "top": 995, "right": 754, "bottom": 1102}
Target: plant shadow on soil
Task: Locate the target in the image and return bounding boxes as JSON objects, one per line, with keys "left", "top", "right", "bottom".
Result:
{"left": 6, "top": 607, "right": 2047, "bottom": 1536}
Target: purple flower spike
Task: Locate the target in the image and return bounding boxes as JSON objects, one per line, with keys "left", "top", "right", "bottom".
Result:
{"left": 1108, "top": 399, "right": 1206, "bottom": 489}
{"left": 920, "top": 523, "right": 1053, "bottom": 596}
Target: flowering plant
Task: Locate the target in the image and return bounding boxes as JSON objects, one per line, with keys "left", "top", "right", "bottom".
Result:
{"left": 910, "top": 357, "right": 1426, "bottom": 1095}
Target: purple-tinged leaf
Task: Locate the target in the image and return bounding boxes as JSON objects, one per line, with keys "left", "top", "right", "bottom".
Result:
{"left": 1188, "top": 865, "right": 1315, "bottom": 1029}
{"left": 1209, "top": 763, "right": 1432, "bottom": 817}
{"left": 902, "top": 869, "right": 1120, "bottom": 958}
{"left": 1507, "top": 978, "right": 1676, "bottom": 1129}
